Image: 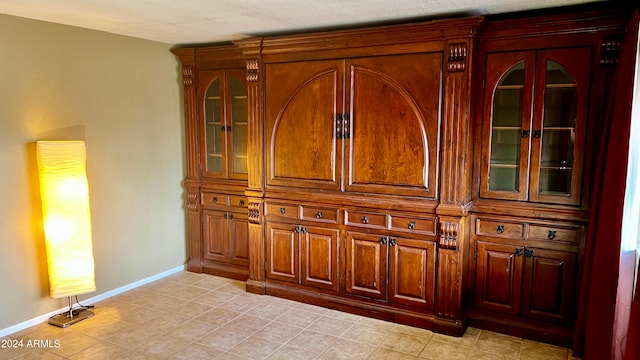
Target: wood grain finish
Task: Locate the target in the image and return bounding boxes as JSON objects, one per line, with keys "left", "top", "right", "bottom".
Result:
{"left": 172, "top": 5, "right": 629, "bottom": 347}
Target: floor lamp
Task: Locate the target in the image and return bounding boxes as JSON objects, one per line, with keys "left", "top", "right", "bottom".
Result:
{"left": 36, "top": 141, "right": 96, "bottom": 328}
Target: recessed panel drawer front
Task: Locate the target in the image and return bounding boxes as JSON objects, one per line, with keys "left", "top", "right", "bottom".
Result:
{"left": 229, "top": 195, "right": 248, "bottom": 208}
{"left": 528, "top": 225, "right": 580, "bottom": 244}
{"left": 476, "top": 218, "right": 525, "bottom": 239}
{"left": 265, "top": 203, "right": 299, "bottom": 219}
{"left": 300, "top": 205, "right": 339, "bottom": 224}
{"left": 345, "top": 210, "right": 387, "bottom": 229}
{"left": 201, "top": 192, "right": 229, "bottom": 207}
{"left": 390, "top": 215, "right": 437, "bottom": 236}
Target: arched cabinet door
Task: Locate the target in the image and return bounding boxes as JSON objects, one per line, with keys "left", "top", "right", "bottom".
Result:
{"left": 480, "top": 48, "right": 590, "bottom": 205}
{"left": 345, "top": 53, "right": 442, "bottom": 198}
{"left": 198, "top": 69, "right": 248, "bottom": 181}
{"left": 529, "top": 49, "right": 590, "bottom": 205}
{"left": 265, "top": 60, "right": 344, "bottom": 190}
{"left": 480, "top": 52, "right": 536, "bottom": 201}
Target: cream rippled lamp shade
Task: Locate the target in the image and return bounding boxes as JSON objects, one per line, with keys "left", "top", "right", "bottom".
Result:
{"left": 37, "top": 141, "right": 95, "bottom": 298}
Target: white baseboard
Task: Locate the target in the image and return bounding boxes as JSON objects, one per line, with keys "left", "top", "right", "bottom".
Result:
{"left": 0, "top": 265, "right": 185, "bottom": 338}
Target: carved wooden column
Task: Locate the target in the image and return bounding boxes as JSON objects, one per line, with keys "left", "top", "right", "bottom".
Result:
{"left": 434, "top": 22, "right": 482, "bottom": 334}
{"left": 171, "top": 48, "right": 203, "bottom": 272}
{"left": 235, "top": 39, "right": 267, "bottom": 293}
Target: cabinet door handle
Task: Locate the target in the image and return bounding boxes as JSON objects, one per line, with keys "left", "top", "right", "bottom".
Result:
{"left": 227, "top": 213, "right": 234, "bottom": 220}
{"left": 547, "top": 230, "right": 556, "bottom": 240}
{"left": 362, "top": 216, "right": 369, "bottom": 224}
{"left": 515, "top": 248, "right": 523, "bottom": 256}
{"left": 294, "top": 225, "right": 301, "bottom": 233}
{"left": 316, "top": 211, "right": 323, "bottom": 219}
{"left": 496, "top": 225, "right": 505, "bottom": 234}
{"left": 280, "top": 207, "right": 286, "bottom": 214}
{"left": 521, "top": 129, "right": 530, "bottom": 138}
{"left": 525, "top": 249, "right": 534, "bottom": 257}
{"left": 534, "top": 130, "right": 541, "bottom": 138}
{"left": 389, "top": 238, "right": 397, "bottom": 247}
{"left": 380, "top": 236, "right": 387, "bottom": 245}
{"left": 408, "top": 221, "right": 416, "bottom": 230}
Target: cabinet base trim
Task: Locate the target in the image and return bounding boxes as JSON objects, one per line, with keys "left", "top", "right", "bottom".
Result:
{"left": 468, "top": 310, "right": 574, "bottom": 348}
{"left": 263, "top": 281, "right": 466, "bottom": 337}
{"left": 200, "top": 262, "right": 249, "bottom": 281}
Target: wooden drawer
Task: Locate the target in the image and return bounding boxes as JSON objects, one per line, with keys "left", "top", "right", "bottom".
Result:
{"left": 476, "top": 218, "right": 525, "bottom": 239}
{"left": 528, "top": 224, "right": 580, "bottom": 244}
{"left": 265, "top": 202, "right": 299, "bottom": 219}
{"left": 345, "top": 210, "right": 387, "bottom": 229}
{"left": 201, "top": 192, "right": 229, "bottom": 207}
{"left": 301, "top": 205, "right": 339, "bottom": 223}
{"left": 390, "top": 215, "right": 437, "bottom": 235}
{"left": 229, "top": 195, "right": 248, "bottom": 208}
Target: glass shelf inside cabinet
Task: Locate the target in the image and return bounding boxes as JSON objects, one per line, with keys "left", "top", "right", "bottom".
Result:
{"left": 230, "top": 77, "right": 248, "bottom": 175}
{"left": 539, "top": 61, "right": 577, "bottom": 196}
{"left": 205, "top": 78, "right": 223, "bottom": 173}
{"left": 489, "top": 62, "right": 525, "bottom": 192}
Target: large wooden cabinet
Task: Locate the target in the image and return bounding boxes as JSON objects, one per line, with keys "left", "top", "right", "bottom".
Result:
{"left": 173, "top": 5, "right": 631, "bottom": 351}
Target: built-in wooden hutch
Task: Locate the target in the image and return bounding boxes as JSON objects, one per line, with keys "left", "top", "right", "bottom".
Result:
{"left": 171, "top": 4, "right": 632, "bottom": 349}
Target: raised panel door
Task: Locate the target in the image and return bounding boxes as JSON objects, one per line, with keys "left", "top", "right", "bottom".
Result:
{"left": 344, "top": 231, "right": 387, "bottom": 300}
{"left": 301, "top": 226, "right": 339, "bottom": 291}
{"left": 475, "top": 241, "right": 523, "bottom": 315}
{"left": 202, "top": 210, "right": 228, "bottom": 263}
{"left": 388, "top": 237, "right": 436, "bottom": 309}
{"left": 266, "top": 222, "right": 299, "bottom": 284}
{"left": 228, "top": 212, "right": 249, "bottom": 267}
{"left": 521, "top": 247, "right": 577, "bottom": 324}
{"left": 265, "top": 60, "right": 343, "bottom": 190}
{"left": 345, "top": 53, "right": 441, "bottom": 198}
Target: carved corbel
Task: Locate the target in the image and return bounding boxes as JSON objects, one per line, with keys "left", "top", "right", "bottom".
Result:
{"left": 246, "top": 58, "right": 260, "bottom": 82}
{"left": 447, "top": 43, "right": 467, "bottom": 73}
{"left": 186, "top": 190, "right": 199, "bottom": 212}
{"left": 600, "top": 37, "right": 622, "bottom": 67}
{"left": 248, "top": 200, "right": 262, "bottom": 224}
{"left": 439, "top": 220, "right": 460, "bottom": 250}
{"left": 181, "top": 65, "right": 194, "bottom": 86}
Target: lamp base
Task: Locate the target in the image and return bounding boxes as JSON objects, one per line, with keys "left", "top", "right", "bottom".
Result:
{"left": 48, "top": 308, "right": 94, "bottom": 328}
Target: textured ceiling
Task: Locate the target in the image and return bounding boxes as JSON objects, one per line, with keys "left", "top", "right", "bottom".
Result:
{"left": 0, "top": 0, "right": 606, "bottom": 45}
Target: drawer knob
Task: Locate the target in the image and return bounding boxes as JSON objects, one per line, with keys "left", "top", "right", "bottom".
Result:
{"left": 408, "top": 221, "right": 416, "bottom": 230}
{"left": 496, "top": 225, "right": 505, "bottom": 234}
{"left": 547, "top": 230, "right": 556, "bottom": 240}
{"left": 316, "top": 211, "right": 323, "bottom": 219}
{"left": 362, "top": 216, "right": 369, "bottom": 224}
{"left": 239, "top": 200, "right": 245, "bottom": 206}
{"left": 280, "top": 207, "right": 286, "bottom": 214}
{"left": 212, "top": 197, "right": 218, "bottom": 203}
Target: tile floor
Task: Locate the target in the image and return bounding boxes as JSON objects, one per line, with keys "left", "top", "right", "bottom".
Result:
{"left": 1, "top": 271, "right": 581, "bottom": 359}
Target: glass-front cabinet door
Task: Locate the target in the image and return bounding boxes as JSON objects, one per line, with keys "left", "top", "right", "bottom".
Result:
{"left": 199, "top": 69, "right": 248, "bottom": 180}
{"left": 481, "top": 52, "right": 535, "bottom": 201}
{"left": 481, "top": 48, "right": 590, "bottom": 205}
{"left": 529, "top": 49, "right": 590, "bottom": 205}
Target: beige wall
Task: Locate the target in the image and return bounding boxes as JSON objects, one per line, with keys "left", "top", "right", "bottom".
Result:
{"left": 0, "top": 14, "right": 186, "bottom": 329}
